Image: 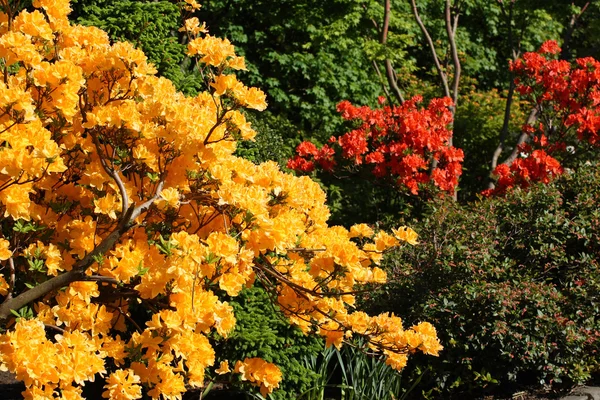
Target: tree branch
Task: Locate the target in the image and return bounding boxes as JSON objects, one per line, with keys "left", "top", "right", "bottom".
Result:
{"left": 560, "top": 2, "right": 590, "bottom": 61}
{"left": 382, "top": 0, "right": 405, "bottom": 104}
{"left": 90, "top": 130, "right": 130, "bottom": 215}
{"left": 445, "top": 0, "right": 461, "bottom": 105}
{"left": 502, "top": 107, "right": 538, "bottom": 167}
{"left": 372, "top": 60, "right": 393, "bottom": 103}
{"left": 490, "top": 79, "right": 516, "bottom": 176}
{"left": 410, "top": 0, "right": 450, "bottom": 98}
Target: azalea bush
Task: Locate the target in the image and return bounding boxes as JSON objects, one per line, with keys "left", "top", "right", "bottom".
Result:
{"left": 0, "top": 1, "right": 443, "bottom": 399}
{"left": 287, "top": 96, "right": 464, "bottom": 196}
{"left": 486, "top": 40, "right": 600, "bottom": 196}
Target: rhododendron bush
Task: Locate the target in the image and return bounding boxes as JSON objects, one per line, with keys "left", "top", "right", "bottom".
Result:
{"left": 0, "top": 1, "right": 441, "bottom": 399}
{"left": 485, "top": 40, "right": 600, "bottom": 196}
{"left": 288, "top": 96, "right": 464, "bottom": 195}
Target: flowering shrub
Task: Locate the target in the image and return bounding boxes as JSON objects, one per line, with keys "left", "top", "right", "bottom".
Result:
{"left": 288, "top": 96, "right": 464, "bottom": 195}
{"left": 0, "top": 1, "right": 441, "bottom": 399}
{"left": 485, "top": 40, "right": 600, "bottom": 195}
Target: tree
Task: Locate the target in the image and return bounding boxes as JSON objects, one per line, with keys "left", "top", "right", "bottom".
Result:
{"left": 0, "top": 0, "right": 442, "bottom": 398}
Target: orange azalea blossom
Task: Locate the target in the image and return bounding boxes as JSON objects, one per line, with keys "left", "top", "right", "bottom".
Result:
{"left": 235, "top": 358, "right": 283, "bottom": 396}
{"left": 0, "top": 1, "right": 441, "bottom": 398}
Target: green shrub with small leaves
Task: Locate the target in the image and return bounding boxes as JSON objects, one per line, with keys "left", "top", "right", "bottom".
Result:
{"left": 217, "top": 285, "right": 324, "bottom": 399}
{"left": 362, "top": 161, "right": 600, "bottom": 396}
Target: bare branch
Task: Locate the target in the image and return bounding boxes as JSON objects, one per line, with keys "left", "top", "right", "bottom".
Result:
{"left": 410, "top": 0, "right": 450, "bottom": 98}
{"left": 132, "top": 179, "right": 165, "bottom": 222}
{"left": 382, "top": 0, "right": 405, "bottom": 104}
{"left": 560, "top": 2, "right": 590, "bottom": 61}
{"left": 44, "top": 324, "right": 66, "bottom": 334}
{"left": 81, "top": 275, "right": 119, "bottom": 285}
{"left": 6, "top": 257, "right": 15, "bottom": 301}
{"left": 372, "top": 60, "right": 393, "bottom": 103}
{"left": 502, "top": 107, "right": 538, "bottom": 166}
{"left": 490, "top": 79, "right": 516, "bottom": 175}
{"left": 445, "top": 0, "right": 461, "bottom": 105}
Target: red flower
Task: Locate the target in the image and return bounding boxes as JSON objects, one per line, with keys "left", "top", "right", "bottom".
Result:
{"left": 539, "top": 40, "right": 561, "bottom": 55}
{"left": 288, "top": 95, "right": 461, "bottom": 195}
{"left": 296, "top": 141, "right": 319, "bottom": 157}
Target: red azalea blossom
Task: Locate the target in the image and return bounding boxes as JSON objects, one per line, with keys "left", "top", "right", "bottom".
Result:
{"left": 289, "top": 96, "right": 462, "bottom": 195}
{"left": 486, "top": 40, "right": 600, "bottom": 196}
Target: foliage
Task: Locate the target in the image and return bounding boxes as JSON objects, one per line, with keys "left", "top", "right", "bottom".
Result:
{"left": 0, "top": 1, "right": 442, "bottom": 399}
{"left": 301, "top": 337, "right": 423, "bottom": 400}
{"left": 364, "top": 162, "right": 600, "bottom": 395}
{"left": 453, "top": 85, "right": 528, "bottom": 199}
{"left": 234, "top": 111, "right": 297, "bottom": 165}
{"left": 333, "top": 339, "right": 413, "bottom": 400}
{"left": 198, "top": 0, "right": 399, "bottom": 142}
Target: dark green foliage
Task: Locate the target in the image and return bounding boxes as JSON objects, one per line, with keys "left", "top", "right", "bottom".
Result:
{"left": 453, "top": 86, "right": 528, "bottom": 200}
{"left": 199, "top": 0, "right": 392, "bottom": 142}
{"left": 218, "top": 286, "right": 324, "bottom": 399}
{"left": 362, "top": 162, "right": 600, "bottom": 396}
{"left": 234, "top": 111, "right": 297, "bottom": 166}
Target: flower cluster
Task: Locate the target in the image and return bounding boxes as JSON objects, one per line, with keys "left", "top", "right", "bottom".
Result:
{"left": 485, "top": 40, "right": 600, "bottom": 195}
{"left": 234, "top": 358, "right": 282, "bottom": 396}
{"left": 288, "top": 96, "right": 463, "bottom": 195}
{"left": 0, "top": 1, "right": 440, "bottom": 399}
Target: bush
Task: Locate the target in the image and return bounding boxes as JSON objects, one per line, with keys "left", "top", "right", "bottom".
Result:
{"left": 216, "top": 286, "right": 324, "bottom": 399}
{"left": 363, "top": 162, "right": 600, "bottom": 396}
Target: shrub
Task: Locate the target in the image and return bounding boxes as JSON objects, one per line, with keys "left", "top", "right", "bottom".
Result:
{"left": 0, "top": 2, "right": 441, "bottom": 398}
{"left": 216, "top": 286, "right": 323, "bottom": 399}
{"left": 364, "top": 162, "right": 600, "bottom": 395}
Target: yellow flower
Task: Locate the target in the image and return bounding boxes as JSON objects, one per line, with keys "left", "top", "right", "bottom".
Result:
{"left": 210, "top": 74, "right": 238, "bottom": 96}
{"left": 349, "top": 223, "right": 374, "bottom": 238}
{"left": 183, "top": 0, "right": 201, "bottom": 11}
{"left": 187, "top": 35, "right": 235, "bottom": 66}
{"left": 159, "top": 187, "right": 180, "bottom": 208}
{"left": 206, "top": 231, "right": 239, "bottom": 265}
{"left": 215, "top": 360, "right": 230, "bottom": 375}
{"left": 227, "top": 56, "right": 247, "bottom": 70}
{"left": 14, "top": 10, "right": 53, "bottom": 41}
{"left": 0, "top": 239, "right": 12, "bottom": 260}
{"left": 392, "top": 226, "right": 419, "bottom": 245}
{"left": 94, "top": 193, "right": 121, "bottom": 219}
{"left": 373, "top": 231, "right": 399, "bottom": 251}
{"left": 0, "top": 184, "right": 33, "bottom": 220}
{"left": 239, "top": 87, "right": 267, "bottom": 111}
{"left": 0, "top": 274, "right": 9, "bottom": 296}
{"left": 102, "top": 369, "right": 142, "bottom": 400}
{"left": 178, "top": 17, "right": 207, "bottom": 35}
{"left": 235, "top": 358, "right": 282, "bottom": 397}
